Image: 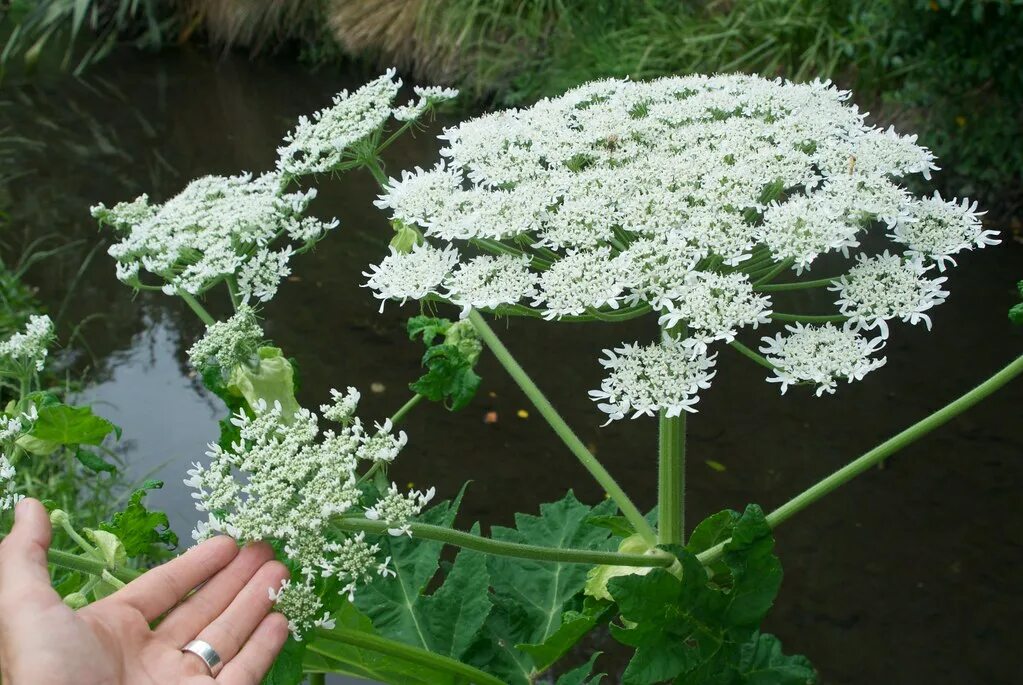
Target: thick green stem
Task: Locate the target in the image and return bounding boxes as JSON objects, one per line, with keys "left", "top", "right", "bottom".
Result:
{"left": 362, "top": 155, "right": 390, "bottom": 188}
{"left": 226, "top": 277, "right": 241, "bottom": 310}
{"left": 178, "top": 291, "right": 215, "bottom": 326}
{"left": 43, "top": 547, "right": 140, "bottom": 583}
{"left": 697, "top": 353, "right": 1023, "bottom": 566}
{"left": 729, "top": 340, "right": 776, "bottom": 371}
{"left": 311, "top": 628, "right": 507, "bottom": 685}
{"left": 658, "top": 410, "right": 686, "bottom": 545}
{"left": 752, "top": 257, "right": 794, "bottom": 286}
{"left": 467, "top": 310, "right": 658, "bottom": 544}
{"left": 333, "top": 518, "right": 672, "bottom": 568}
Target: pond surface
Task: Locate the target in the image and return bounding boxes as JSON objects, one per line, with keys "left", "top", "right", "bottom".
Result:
{"left": 2, "top": 50, "right": 1022, "bottom": 685}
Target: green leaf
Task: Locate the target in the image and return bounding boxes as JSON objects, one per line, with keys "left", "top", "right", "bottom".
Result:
{"left": 408, "top": 317, "right": 482, "bottom": 411}
{"left": 227, "top": 347, "right": 302, "bottom": 420}
{"left": 466, "top": 492, "right": 616, "bottom": 684}
{"left": 518, "top": 597, "right": 610, "bottom": 671}
{"left": 586, "top": 514, "right": 635, "bottom": 538}
{"left": 408, "top": 316, "right": 451, "bottom": 346}
{"left": 28, "top": 404, "right": 117, "bottom": 446}
{"left": 354, "top": 491, "right": 491, "bottom": 660}
{"left": 75, "top": 448, "right": 117, "bottom": 474}
{"left": 308, "top": 602, "right": 469, "bottom": 684}
{"left": 410, "top": 344, "right": 481, "bottom": 411}
{"left": 608, "top": 505, "right": 814, "bottom": 685}
{"left": 736, "top": 632, "right": 816, "bottom": 685}
{"left": 555, "top": 652, "right": 605, "bottom": 685}
{"left": 99, "top": 480, "right": 177, "bottom": 556}
{"left": 262, "top": 636, "right": 305, "bottom": 685}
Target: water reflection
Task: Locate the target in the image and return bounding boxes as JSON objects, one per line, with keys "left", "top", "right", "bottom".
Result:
{"left": 2, "top": 49, "right": 1022, "bottom": 685}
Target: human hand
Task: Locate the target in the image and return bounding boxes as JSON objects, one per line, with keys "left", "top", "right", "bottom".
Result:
{"left": 0, "top": 498, "right": 291, "bottom": 684}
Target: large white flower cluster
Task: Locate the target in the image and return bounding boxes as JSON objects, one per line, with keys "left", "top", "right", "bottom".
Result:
{"left": 0, "top": 315, "right": 54, "bottom": 374}
{"left": 185, "top": 389, "right": 433, "bottom": 637}
{"left": 366, "top": 74, "right": 999, "bottom": 419}
{"left": 92, "top": 172, "right": 338, "bottom": 303}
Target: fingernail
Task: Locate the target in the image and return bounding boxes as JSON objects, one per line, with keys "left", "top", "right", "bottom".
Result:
{"left": 13, "top": 498, "right": 28, "bottom": 518}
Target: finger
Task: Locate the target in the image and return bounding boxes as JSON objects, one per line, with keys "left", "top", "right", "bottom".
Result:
{"left": 157, "top": 541, "right": 275, "bottom": 643}
{"left": 216, "top": 613, "right": 290, "bottom": 685}
{"left": 191, "top": 560, "right": 289, "bottom": 674}
{"left": 112, "top": 536, "right": 239, "bottom": 622}
{"left": 0, "top": 499, "right": 55, "bottom": 601}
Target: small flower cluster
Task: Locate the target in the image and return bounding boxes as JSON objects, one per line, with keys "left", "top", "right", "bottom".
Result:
{"left": 277, "top": 71, "right": 458, "bottom": 178}
{"left": 185, "top": 389, "right": 431, "bottom": 638}
{"left": 186, "top": 305, "right": 264, "bottom": 371}
{"left": 366, "top": 74, "right": 998, "bottom": 417}
{"left": 92, "top": 172, "right": 338, "bottom": 303}
{"left": 0, "top": 453, "right": 21, "bottom": 511}
{"left": 760, "top": 323, "right": 887, "bottom": 396}
{"left": 0, "top": 404, "right": 37, "bottom": 444}
{"left": 0, "top": 315, "right": 55, "bottom": 375}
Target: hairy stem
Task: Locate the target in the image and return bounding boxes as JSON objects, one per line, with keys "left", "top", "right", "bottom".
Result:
{"left": 178, "top": 291, "right": 215, "bottom": 326}
{"left": 467, "top": 310, "right": 658, "bottom": 544}
{"left": 697, "top": 353, "right": 1023, "bottom": 565}
{"left": 332, "top": 518, "right": 673, "bottom": 568}
{"left": 729, "top": 340, "right": 776, "bottom": 370}
{"left": 42, "top": 547, "right": 140, "bottom": 583}
{"left": 311, "top": 627, "right": 507, "bottom": 685}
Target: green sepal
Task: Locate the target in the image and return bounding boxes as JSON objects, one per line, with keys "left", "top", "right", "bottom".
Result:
{"left": 227, "top": 347, "right": 302, "bottom": 420}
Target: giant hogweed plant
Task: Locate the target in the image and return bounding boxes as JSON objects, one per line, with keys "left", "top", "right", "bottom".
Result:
{"left": 3, "top": 71, "right": 1017, "bottom": 684}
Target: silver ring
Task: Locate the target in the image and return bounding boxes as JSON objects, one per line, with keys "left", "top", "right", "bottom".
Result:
{"left": 182, "top": 639, "right": 221, "bottom": 673}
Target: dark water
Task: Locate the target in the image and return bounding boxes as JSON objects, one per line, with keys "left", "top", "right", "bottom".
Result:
{"left": 2, "top": 50, "right": 1022, "bottom": 685}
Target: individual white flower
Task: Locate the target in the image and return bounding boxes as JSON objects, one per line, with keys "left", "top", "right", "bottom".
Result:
{"left": 276, "top": 70, "right": 402, "bottom": 177}
{"left": 362, "top": 242, "right": 460, "bottom": 312}
{"left": 392, "top": 85, "right": 459, "bottom": 122}
{"left": 656, "top": 272, "right": 772, "bottom": 350}
{"left": 0, "top": 454, "right": 23, "bottom": 511}
{"left": 0, "top": 315, "right": 54, "bottom": 373}
{"left": 533, "top": 247, "right": 626, "bottom": 319}
{"left": 830, "top": 252, "right": 949, "bottom": 338}
{"left": 93, "top": 172, "right": 336, "bottom": 301}
{"left": 889, "top": 192, "right": 999, "bottom": 271}
{"left": 759, "top": 323, "right": 887, "bottom": 396}
{"left": 320, "top": 387, "right": 361, "bottom": 425}
{"left": 185, "top": 390, "right": 428, "bottom": 639}
{"left": 588, "top": 339, "right": 717, "bottom": 424}
{"left": 444, "top": 254, "right": 539, "bottom": 317}
{"left": 186, "top": 304, "right": 263, "bottom": 371}
{"left": 364, "top": 482, "right": 436, "bottom": 536}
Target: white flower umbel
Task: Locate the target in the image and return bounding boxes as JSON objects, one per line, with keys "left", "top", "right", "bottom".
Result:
{"left": 186, "top": 304, "right": 263, "bottom": 371}
{"left": 534, "top": 247, "right": 626, "bottom": 319}
{"left": 367, "top": 73, "right": 995, "bottom": 405}
{"left": 362, "top": 242, "right": 460, "bottom": 312}
{"left": 444, "top": 254, "right": 539, "bottom": 317}
{"left": 277, "top": 70, "right": 402, "bottom": 177}
{"left": 760, "top": 323, "right": 887, "bottom": 396}
{"left": 392, "top": 85, "right": 459, "bottom": 122}
{"left": 268, "top": 579, "right": 335, "bottom": 639}
{"left": 0, "top": 315, "right": 54, "bottom": 374}
{"left": 656, "top": 272, "right": 772, "bottom": 349}
{"left": 320, "top": 387, "right": 361, "bottom": 425}
{"left": 93, "top": 172, "right": 338, "bottom": 302}
{"left": 589, "top": 339, "right": 717, "bottom": 424}
{"left": 890, "top": 192, "right": 999, "bottom": 271}
{"left": 0, "top": 454, "right": 22, "bottom": 511}
{"left": 185, "top": 392, "right": 429, "bottom": 638}
{"left": 364, "top": 482, "right": 436, "bottom": 536}
{"left": 830, "top": 252, "right": 949, "bottom": 338}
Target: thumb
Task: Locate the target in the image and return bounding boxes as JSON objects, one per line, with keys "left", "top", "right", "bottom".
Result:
{"left": 0, "top": 498, "right": 54, "bottom": 599}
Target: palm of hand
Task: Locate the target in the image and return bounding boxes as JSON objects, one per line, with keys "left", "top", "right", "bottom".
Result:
{"left": 0, "top": 499, "right": 290, "bottom": 685}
